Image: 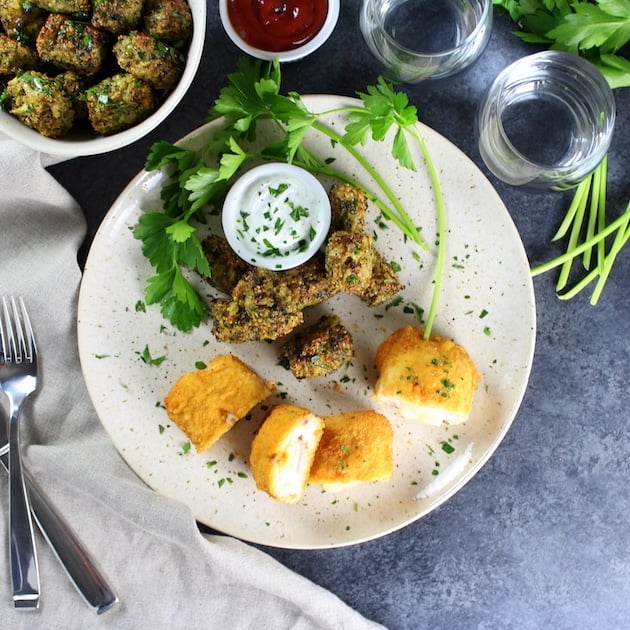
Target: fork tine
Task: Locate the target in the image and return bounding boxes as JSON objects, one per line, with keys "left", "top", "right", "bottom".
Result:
{"left": 0, "top": 296, "right": 14, "bottom": 362}
{"left": 1, "top": 297, "right": 36, "bottom": 364}
{"left": 14, "top": 297, "right": 36, "bottom": 363}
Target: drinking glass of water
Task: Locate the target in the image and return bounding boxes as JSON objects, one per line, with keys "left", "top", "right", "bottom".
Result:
{"left": 359, "top": 0, "right": 492, "bottom": 83}
{"left": 475, "top": 51, "right": 615, "bottom": 190}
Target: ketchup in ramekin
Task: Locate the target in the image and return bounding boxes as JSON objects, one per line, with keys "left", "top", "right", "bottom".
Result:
{"left": 227, "top": 0, "right": 329, "bottom": 52}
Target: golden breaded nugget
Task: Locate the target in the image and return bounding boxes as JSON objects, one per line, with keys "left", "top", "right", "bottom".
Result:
{"left": 374, "top": 325, "right": 481, "bottom": 425}
{"left": 164, "top": 354, "right": 275, "bottom": 452}
{"left": 250, "top": 404, "right": 324, "bottom": 504}
{"left": 309, "top": 410, "right": 393, "bottom": 492}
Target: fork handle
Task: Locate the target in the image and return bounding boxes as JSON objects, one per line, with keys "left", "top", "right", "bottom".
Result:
{"left": 0, "top": 445, "right": 119, "bottom": 614}
{"left": 24, "top": 465, "right": 120, "bottom": 613}
{"left": 8, "top": 410, "right": 40, "bottom": 609}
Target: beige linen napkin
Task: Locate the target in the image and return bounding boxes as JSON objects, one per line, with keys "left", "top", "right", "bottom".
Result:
{"left": 0, "top": 135, "right": 383, "bottom": 629}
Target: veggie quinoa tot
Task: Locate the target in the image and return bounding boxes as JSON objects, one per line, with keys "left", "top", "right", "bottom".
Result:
{"left": 85, "top": 72, "right": 155, "bottom": 135}
{"left": 6, "top": 70, "right": 74, "bottom": 137}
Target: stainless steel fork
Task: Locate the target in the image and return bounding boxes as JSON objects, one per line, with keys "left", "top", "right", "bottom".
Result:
{"left": 0, "top": 296, "right": 40, "bottom": 609}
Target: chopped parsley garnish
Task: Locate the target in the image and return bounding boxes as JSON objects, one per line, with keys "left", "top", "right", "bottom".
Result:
{"left": 268, "top": 182, "right": 289, "bottom": 196}
{"left": 136, "top": 344, "right": 166, "bottom": 366}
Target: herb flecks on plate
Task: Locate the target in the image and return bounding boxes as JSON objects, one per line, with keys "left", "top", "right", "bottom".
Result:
{"left": 135, "top": 58, "right": 446, "bottom": 336}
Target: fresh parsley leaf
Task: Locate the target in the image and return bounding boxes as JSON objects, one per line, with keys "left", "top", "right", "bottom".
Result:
{"left": 146, "top": 140, "right": 197, "bottom": 172}
{"left": 494, "top": 0, "right": 630, "bottom": 87}
{"left": 137, "top": 344, "right": 166, "bottom": 366}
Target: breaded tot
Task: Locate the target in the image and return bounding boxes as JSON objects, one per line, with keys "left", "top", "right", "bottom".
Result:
{"left": 164, "top": 354, "right": 275, "bottom": 452}
{"left": 357, "top": 250, "right": 404, "bottom": 306}
{"left": 325, "top": 231, "right": 375, "bottom": 294}
{"left": 374, "top": 325, "right": 481, "bottom": 425}
{"left": 202, "top": 235, "right": 253, "bottom": 294}
{"left": 279, "top": 315, "right": 354, "bottom": 379}
{"left": 278, "top": 252, "right": 339, "bottom": 309}
{"left": 309, "top": 410, "right": 393, "bottom": 492}
{"left": 328, "top": 183, "right": 368, "bottom": 233}
{"left": 250, "top": 404, "right": 324, "bottom": 504}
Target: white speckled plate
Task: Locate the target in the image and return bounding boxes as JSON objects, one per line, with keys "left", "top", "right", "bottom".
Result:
{"left": 78, "top": 96, "right": 536, "bottom": 549}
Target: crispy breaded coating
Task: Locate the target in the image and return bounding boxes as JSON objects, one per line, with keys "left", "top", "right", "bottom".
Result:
{"left": 208, "top": 254, "right": 337, "bottom": 343}
{"left": 232, "top": 268, "right": 294, "bottom": 314}
{"left": 202, "top": 235, "right": 253, "bottom": 295}
{"left": 279, "top": 315, "right": 354, "bottom": 379}
{"left": 250, "top": 404, "right": 324, "bottom": 503}
{"left": 36, "top": 14, "right": 109, "bottom": 76}
{"left": 91, "top": 0, "right": 144, "bottom": 35}
{"left": 357, "top": 250, "right": 404, "bottom": 306}
{"left": 0, "top": 0, "right": 47, "bottom": 45}
{"left": 7, "top": 71, "right": 74, "bottom": 138}
{"left": 142, "top": 0, "right": 193, "bottom": 42}
{"left": 211, "top": 297, "right": 304, "bottom": 343}
{"left": 329, "top": 183, "right": 368, "bottom": 233}
{"left": 86, "top": 73, "right": 155, "bottom": 135}
{"left": 164, "top": 354, "right": 275, "bottom": 453}
{"left": 374, "top": 325, "right": 481, "bottom": 426}
{"left": 32, "top": 0, "right": 90, "bottom": 13}
{"left": 276, "top": 252, "right": 339, "bottom": 309}
{"left": 113, "top": 31, "right": 185, "bottom": 90}
{"left": 213, "top": 269, "right": 305, "bottom": 342}
{"left": 309, "top": 410, "right": 394, "bottom": 491}
{"left": 325, "top": 230, "right": 375, "bottom": 294}
{"left": 209, "top": 299, "right": 257, "bottom": 344}
{"left": 56, "top": 70, "right": 88, "bottom": 119}
{"left": 0, "top": 34, "right": 38, "bottom": 76}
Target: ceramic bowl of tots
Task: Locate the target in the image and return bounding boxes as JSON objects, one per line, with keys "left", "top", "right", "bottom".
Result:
{"left": 0, "top": 0, "right": 205, "bottom": 157}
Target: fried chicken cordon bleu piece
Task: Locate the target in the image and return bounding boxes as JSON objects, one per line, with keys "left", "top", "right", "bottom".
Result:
{"left": 309, "top": 410, "right": 394, "bottom": 492}
{"left": 374, "top": 325, "right": 481, "bottom": 426}
{"left": 250, "top": 404, "right": 325, "bottom": 504}
{"left": 164, "top": 354, "right": 275, "bottom": 452}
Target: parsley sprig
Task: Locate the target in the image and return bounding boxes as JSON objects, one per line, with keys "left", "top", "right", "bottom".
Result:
{"left": 531, "top": 157, "right": 630, "bottom": 304}
{"left": 494, "top": 0, "right": 630, "bottom": 88}
{"left": 496, "top": 0, "right": 629, "bottom": 302}
{"left": 135, "top": 58, "right": 446, "bottom": 336}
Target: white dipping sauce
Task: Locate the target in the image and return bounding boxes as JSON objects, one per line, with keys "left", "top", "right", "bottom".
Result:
{"left": 222, "top": 163, "right": 331, "bottom": 270}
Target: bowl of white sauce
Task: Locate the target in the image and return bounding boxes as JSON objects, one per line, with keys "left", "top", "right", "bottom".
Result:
{"left": 222, "top": 162, "right": 332, "bottom": 271}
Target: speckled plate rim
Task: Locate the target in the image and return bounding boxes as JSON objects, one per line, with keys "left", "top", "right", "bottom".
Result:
{"left": 77, "top": 95, "right": 536, "bottom": 549}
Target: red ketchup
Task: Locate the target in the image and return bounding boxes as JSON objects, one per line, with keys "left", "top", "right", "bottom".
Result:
{"left": 227, "top": 0, "right": 329, "bottom": 52}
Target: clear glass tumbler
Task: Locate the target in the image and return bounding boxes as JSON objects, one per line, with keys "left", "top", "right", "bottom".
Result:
{"left": 359, "top": 0, "right": 492, "bottom": 83}
{"left": 475, "top": 51, "right": 616, "bottom": 190}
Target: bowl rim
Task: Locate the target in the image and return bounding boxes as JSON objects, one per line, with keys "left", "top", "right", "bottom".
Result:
{"left": 219, "top": 0, "right": 340, "bottom": 62}
{"left": 0, "top": 0, "right": 206, "bottom": 157}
